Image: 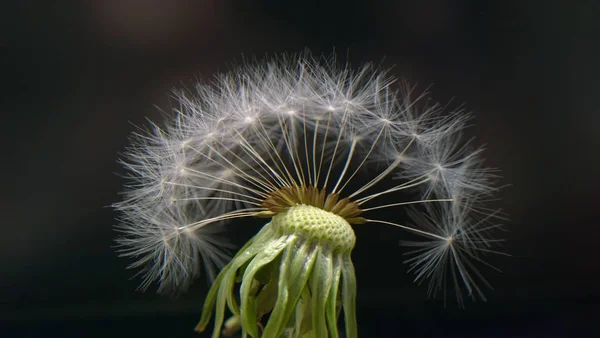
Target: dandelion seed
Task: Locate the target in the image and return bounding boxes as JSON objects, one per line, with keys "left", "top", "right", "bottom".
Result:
{"left": 114, "top": 52, "right": 505, "bottom": 337}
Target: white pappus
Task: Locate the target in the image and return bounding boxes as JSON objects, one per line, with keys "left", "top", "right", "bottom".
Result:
{"left": 113, "top": 52, "right": 505, "bottom": 311}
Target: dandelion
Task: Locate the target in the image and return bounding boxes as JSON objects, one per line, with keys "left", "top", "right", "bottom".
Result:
{"left": 114, "top": 52, "right": 505, "bottom": 337}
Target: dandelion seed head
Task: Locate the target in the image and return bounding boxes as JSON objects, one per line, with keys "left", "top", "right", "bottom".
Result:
{"left": 114, "top": 51, "right": 504, "bottom": 303}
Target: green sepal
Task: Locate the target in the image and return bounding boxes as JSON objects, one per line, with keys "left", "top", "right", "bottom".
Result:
{"left": 196, "top": 233, "right": 261, "bottom": 333}
{"left": 293, "top": 281, "right": 313, "bottom": 337}
{"left": 226, "top": 226, "right": 277, "bottom": 317}
{"left": 311, "top": 248, "right": 334, "bottom": 338}
{"left": 256, "top": 267, "right": 279, "bottom": 318}
{"left": 196, "top": 260, "right": 232, "bottom": 333}
{"left": 342, "top": 254, "right": 357, "bottom": 338}
{"left": 326, "top": 254, "right": 343, "bottom": 338}
{"left": 253, "top": 254, "right": 278, "bottom": 284}
{"left": 239, "top": 235, "right": 291, "bottom": 337}
{"left": 200, "top": 224, "right": 276, "bottom": 337}
{"left": 262, "top": 240, "right": 318, "bottom": 337}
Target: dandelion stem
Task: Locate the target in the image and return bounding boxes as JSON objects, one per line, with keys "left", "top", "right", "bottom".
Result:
{"left": 315, "top": 112, "right": 333, "bottom": 188}
{"left": 234, "top": 130, "right": 290, "bottom": 188}
{"left": 178, "top": 208, "right": 265, "bottom": 234}
{"left": 204, "top": 144, "right": 276, "bottom": 194}
{"left": 252, "top": 119, "right": 297, "bottom": 187}
{"left": 360, "top": 198, "right": 453, "bottom": 212}
{"left": 163, "top": 181, "right": 266, "bottom": 201}
{"left": 279, "top": 114, "right": 306, "bottom": 186}
{"left": 366, "top": 219, "right": 448, "bottom": 241}
{"left": 337, "top": 126, "right": 385, "bottom": 194}
{"left": 174, "top": 167, "right": 269, "bottom": 198}
{"left": 331, "top": 138, "right": 357, "bottom": 194}
{"left": 322, "top": 112, "right": 349, "bottom": 190}
{"left": 173, "top": 197, "right": 261, "bottom": 206}
{"left": 311, "top": 119, "right": 320, "bottom": 187}
{"left": 349, "top": 137, "right": 415, "bottom": 199}
{"left": 303, "top": 111, "right": 313, "bottom": 186}
{"left": 356, "top": 171, "right": 433, "bottom": 204}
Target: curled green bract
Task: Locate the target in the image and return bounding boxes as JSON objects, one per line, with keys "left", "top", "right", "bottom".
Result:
{"left": 196, "top": 205, "right": 358, "bottom": 338}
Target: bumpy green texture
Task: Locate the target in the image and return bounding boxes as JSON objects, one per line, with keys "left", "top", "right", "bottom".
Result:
{"left": 272, "top": 205, "right": 356, "bottom": 252}
{"left": 196, "top": 204, "right": 358, "bottom": 338}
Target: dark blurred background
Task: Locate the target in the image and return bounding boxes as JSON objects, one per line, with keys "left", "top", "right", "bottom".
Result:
{"left": 2, "top": 1, "right": 599, "bottom": 337}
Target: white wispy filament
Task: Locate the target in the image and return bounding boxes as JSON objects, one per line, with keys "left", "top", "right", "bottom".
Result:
{"left": 114, "top": 52, "right": 504, "bottom": 305}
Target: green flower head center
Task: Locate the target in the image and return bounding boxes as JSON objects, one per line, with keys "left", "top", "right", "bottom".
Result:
{"left": 272, "top": 204, "right": 356, "bottom": 252}
{"left": 197, "top": 186, "right": 361, "bottom": 338}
